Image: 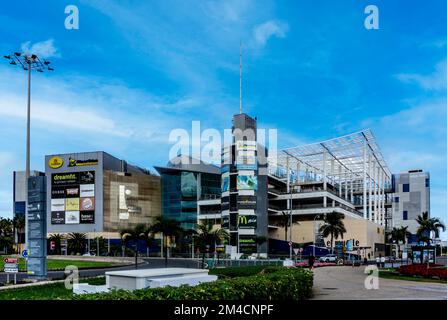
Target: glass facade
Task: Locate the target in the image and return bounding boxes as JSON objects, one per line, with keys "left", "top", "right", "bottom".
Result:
{"left": 161, "top": 170, "right": 221, "bottom": 230}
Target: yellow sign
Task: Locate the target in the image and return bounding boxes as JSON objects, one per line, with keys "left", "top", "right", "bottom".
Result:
{"left": 65, "top": 198, "right": 80, "bottom": 211}
{"left": 48, "top": 156, "right": 63, "bottom": 169}
{"left": 238, "top": 215, "right": 248, "bottom": 225}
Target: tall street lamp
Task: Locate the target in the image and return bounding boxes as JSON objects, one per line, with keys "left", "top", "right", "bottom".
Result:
{"left": 3, "top": 52, "right": 54, "bottom": 250}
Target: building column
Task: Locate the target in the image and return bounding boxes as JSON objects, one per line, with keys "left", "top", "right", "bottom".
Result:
{"left": 323, "top": 151, "right": 327, "bottom": 191}
{"left": 350, "top": 173, "right": 354, "bottom": 203}
{"left": 382, "top": 171, "right": 386, "bottom": 226}
{"left": 363, "top": 141, "right": 367, "bottom": 219}
{"left": 368, "top": 154, "right": 373, "bottom": 221}
{"left": 338, "top": 165, "right": 343, "bottom": 198}
{"left": 344, "top": 169, "right": 348, "bottom": 200}
{"left": 373, "top": 164, "right": 378, "bottom": 224}
{"left": 331, "top": 159, "right": 335, "bottom": 185}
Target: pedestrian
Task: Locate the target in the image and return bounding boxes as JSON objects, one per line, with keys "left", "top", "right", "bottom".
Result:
{"left": 376, "top": 255, "right": 381, "bottom": 268}
{"left": 380, "top": 255, "right": 386, "bottom": 268}
{"left": 364, "top": 256, "right": 368, "bottom": 265}
{"left": 308, "top": 255, "right": 315, "bottom": 270}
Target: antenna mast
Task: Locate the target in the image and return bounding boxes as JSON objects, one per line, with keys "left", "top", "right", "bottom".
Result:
{"left": 239, "top": 41, "right": 242, "bottom": 114}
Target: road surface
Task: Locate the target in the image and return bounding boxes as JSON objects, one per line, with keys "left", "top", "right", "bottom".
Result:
{"left": 312, "top": 265, "right": 447, "bottom": 300}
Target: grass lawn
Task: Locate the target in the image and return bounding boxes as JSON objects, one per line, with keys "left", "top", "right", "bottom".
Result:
{"left": 1, "top": 256, "right": 116, "bottom": 271}
{"left": 379, "top": 270, "right": 447, "bottom": 284}
{"left": 0, "top": 277, "right": 106, "bottom": 300}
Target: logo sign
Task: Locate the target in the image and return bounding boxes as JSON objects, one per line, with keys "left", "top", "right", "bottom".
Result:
{"left": 236, "top": 140, "right": 257, "bottom": 151}
{"left": 237, "top": 215, "right": 257, "bottom": 228}
{"left": 48, "top": 156, "right": 64, "bottom": 169}
{"left": 68, "top": 157, "right": 98, "bottom": 167}
{"left": 4, "top": 258, "right": 18, "bottom": 264}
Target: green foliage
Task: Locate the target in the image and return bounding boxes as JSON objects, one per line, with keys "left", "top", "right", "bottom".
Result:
{"left": 319, "top": 212, "right": 346, "bottom": 253}
{"left": 67, "top": 232, "right": 87, "bottom": 255}
{"left": 416, "top": 211, "right": 446, "bottom": 245}
{"left": 73, "top": 267, "right": 313, "bottom": 300}
{"left": 0, "top": 277, "right": 106, "bottom": 300}
{"left": 209, "top": 265, "right": 283, "bottom": 278}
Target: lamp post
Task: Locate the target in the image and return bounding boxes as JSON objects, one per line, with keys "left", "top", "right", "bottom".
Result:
{"left": 3, "top": 52, "right": 54, "bottom": 251}
{"left": 313, "top": 215, "right": 321, "bottom": 258}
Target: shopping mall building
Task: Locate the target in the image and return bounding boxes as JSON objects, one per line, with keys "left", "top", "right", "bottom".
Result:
{"left": 13, "top": 114, "right": 430, "bottom": 257}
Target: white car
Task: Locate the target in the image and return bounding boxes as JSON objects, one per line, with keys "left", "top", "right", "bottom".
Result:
{"left": 82, "top": 252, "right": 96, "bottom": 256}
{"left": 319, "top": 254, "right": 338, "bottom": 262}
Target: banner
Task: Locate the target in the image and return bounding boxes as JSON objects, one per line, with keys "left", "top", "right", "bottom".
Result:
{"left": 237, "top": 214, "right": 257, "bottom": 228}
{"left": 221, "top": 176, "right": 229, "bottom": 192}
{"left": 237, "top": 174, "right": 257, "bottom": 190}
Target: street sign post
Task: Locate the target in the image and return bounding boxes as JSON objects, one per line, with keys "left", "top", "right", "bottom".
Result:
{"left": 3, "top": 258, "right": 18, "bottom": 284}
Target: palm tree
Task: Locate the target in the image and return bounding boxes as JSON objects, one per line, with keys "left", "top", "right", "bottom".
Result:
{"left": 319, "top": 212, "right": 347, "bottom": 254}
{"left": 195, "top": 221, "right": 229, "bottom": 268}
{"left": 278, "top": 211, "right": 291, "bottom": 242}
{"left": 48, "top": 233, "right": 63, "bottom": 255}
{"left": 0, "top": 218, "right": 13, "bottom": 254}
{"left": 416, "top": 211, "right": 446, "bottom": 246}
{"left": 389, "top": 226, "right": 411, "bottom": 258}
{"left": 121, "top": 224, "right": 148, "bottom": 269}
{"left": 68, "top": 232, "right": 87, "bottom": 255}
{"left": 12, "top": 215, "right": 25, "bottom": 247}
{"left": 150, "top": 216, "right": 184, "bottom": 267}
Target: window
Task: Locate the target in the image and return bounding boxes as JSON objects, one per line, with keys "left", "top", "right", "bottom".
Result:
{"left": 394, "top": 197, "right": 399, "bottom": 203}
{"left": 425, "top": 178, "right": 430, "bottom": 188}
{"left": 402, "top": 184, "right": 410, "bottom": 192}
{"left": 403, "top": 211, "right": 408, "bottom": 220}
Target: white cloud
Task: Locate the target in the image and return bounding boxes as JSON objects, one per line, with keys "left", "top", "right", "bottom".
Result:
{"left": 396, "top": 59, "right": 447, "bottom": 91}
{"left": 253, "top": 20, "right": 288, "bottom": 46}
{"left": 20, "top": 39, "right": 60, "bottom": 58}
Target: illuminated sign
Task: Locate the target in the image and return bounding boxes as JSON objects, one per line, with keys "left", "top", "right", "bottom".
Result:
{"left": 48, "top": 156, "right": 63, "bottom": 169}
{"left": 237, "top": 215, "right": 257, "bottom": 228}
{"left": 237, "top": 174, "right": 258, "bottom": 190}
{"left": 50, "top": 171, "right": 95, "bottom": 225}
{"left": 65, "top": 198, "right": 79, "bottom": 211}
{"left": 52, "top": 173, "right": 78, "bottom": 185}
{"left": 65, "top": 211, "right": 80, "bottom": 224}
{"left": 68, "top": 157, "right": 98, "bottom": 167}
{"left": 236, "top": 140, "right": 256, "bottom": 151}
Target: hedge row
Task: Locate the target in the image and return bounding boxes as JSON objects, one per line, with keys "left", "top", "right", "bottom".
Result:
{"left": 208, "top": 265, "right": 283, "bottom": 278}
{"left": 73, "top": 267, "right": 313, "bottom": 300}
{"left": 397, "top": 264, "right": 447, "bottom": 280}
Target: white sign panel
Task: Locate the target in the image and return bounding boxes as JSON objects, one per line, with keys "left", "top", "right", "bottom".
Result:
{"left": 65, "top": 211, "right": 80, "bottom": 224}
{"left": 80, "top": 184, "right": 95, "bottom": 197}
{"left": 51, "top": 199, "right": 65, "bottom": 211}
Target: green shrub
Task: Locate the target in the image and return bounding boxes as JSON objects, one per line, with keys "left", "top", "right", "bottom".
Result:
{"left": 73, "top": 267, "right": 313, "bottom": 300}
{"left": 209, "top": 265, "right": 282, "bottom": 278}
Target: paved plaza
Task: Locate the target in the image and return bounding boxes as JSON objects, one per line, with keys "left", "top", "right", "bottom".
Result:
{"left": 312, "top": 266, "right": 447, "bottom": 300}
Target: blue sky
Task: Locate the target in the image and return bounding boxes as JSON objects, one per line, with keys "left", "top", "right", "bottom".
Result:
{"left": 0, "top": 1, "right": 446, "bottom": 237}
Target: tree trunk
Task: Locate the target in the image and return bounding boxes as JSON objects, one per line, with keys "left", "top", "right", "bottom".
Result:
{"left": 164, "top": 235, "right": 168, "bottom": 268}
{"left": 135, "top": 242, "right": 138, "bottom": 269}
{"left": 201, "top": 252, "right": 206, "bottom": 269}
{"left": 331, "top": 232, "right": 334, "bottom": 254}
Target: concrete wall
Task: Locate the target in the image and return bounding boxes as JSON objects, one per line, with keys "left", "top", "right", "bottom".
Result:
{"left": 269, "top": 218, "right": 385, "bottom": 257}
{"left": 392, "top": 171, "right": 429, "bottom": 234}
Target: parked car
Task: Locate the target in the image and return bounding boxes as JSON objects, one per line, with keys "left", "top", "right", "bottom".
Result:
{"left": 319, "top": 254, "right": 338, "bottom": 263}
{"left": 82, "top": 252, "right": 96, "bottom": 256}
